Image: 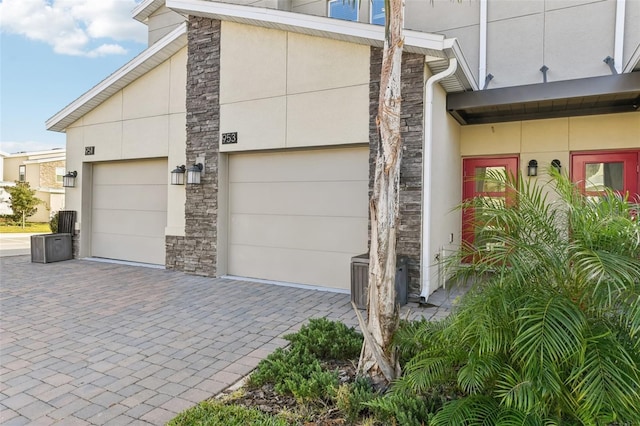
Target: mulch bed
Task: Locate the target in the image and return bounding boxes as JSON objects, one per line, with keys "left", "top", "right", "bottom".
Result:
{"left": 215, "top": 360, "right": 360, "bottom": 425}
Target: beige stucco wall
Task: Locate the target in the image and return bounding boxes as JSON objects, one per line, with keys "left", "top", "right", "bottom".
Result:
{"left": 460, "top": 112, "right": 640, "bottom": 184}
{"left": 219, "top": 21, "right": 370, "bottom": 152}
{"left": 428, "top": 72, "right": 463, "bottom": 296}
{"left": 64, "top": 46, "right": 187, "bottom": 246}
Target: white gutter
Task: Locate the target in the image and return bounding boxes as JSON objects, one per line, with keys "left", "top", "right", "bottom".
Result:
{"left": 479, "top": 0, "right": 487, "bottom": 88}
{"left": 614, "top": 0, "right": 626, "bottom": 74}
{"left": 419, "top": 58, "right": 458, "bottom": 303}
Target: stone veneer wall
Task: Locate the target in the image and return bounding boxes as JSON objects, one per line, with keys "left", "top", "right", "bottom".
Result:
{"left": 369, "top": 48, "right": 425, "bottom": 299}
{"left": 72, "top": 231, "right": 80, "bottom": 259}
{"left": 166, "top": 16, "right": 221, "bottom": 276}
{"left": 40, "top": 161, "right": 65, "bottom": 189}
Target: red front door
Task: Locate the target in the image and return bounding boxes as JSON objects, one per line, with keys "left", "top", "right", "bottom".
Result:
{"left": 462, "top": 156, "right": 519, "bottom": 250}
{"left": 571, "top": 150, "right": 640, "bottom": 201}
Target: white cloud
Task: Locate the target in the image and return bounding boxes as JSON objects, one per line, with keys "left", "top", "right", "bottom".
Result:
{"left": 0, "top": 0, "right": 146, "bottom": 57}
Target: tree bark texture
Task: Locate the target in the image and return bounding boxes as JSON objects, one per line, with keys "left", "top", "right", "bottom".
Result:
{"left": 357, "top": 0, "right": 405, "bottom": 386}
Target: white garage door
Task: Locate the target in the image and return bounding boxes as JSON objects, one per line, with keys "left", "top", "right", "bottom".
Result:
{"left": 228, "top": 147, "right": 369, "bottom": 290}
{"left": 92, "top": 159, "right": 167, "bottom": 265}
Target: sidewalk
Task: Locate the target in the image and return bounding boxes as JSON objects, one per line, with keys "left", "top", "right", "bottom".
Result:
{"left": 0, "top": 233, "right": 40, "bottom": 257}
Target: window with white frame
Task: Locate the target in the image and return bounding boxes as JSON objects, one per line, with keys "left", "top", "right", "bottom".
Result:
{"left": 18, "top": 165, "right": 26, "bottom": 182}
{"left": 328, "top": 0, "right": 358, "bottom": 22}
{"left": 56, "top": 167, "right": 65, "bottom": 183}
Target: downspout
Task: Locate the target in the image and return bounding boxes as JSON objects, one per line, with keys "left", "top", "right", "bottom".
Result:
{"left": 614, "top": 0, "right": 626, "bottom": 74}
{"left": 479, "top": 0, "right": 488, "bottom": 88}
{"left": 419, "top": 57, "right": 458, "bottom": 303}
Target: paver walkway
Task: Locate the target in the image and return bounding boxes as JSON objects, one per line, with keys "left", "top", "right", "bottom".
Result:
{"left": 0, "top": 255, "right": 458, "bottom": 425}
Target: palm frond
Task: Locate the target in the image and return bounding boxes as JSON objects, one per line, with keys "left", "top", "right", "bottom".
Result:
{"left": 513, "top": 293, "right": 586, "bottom": 366}
{"left": 568, "top": 322, "right": 640, "bottom": 423}
{"left": 431, "top": 395, "right": 500, "bottom": 426}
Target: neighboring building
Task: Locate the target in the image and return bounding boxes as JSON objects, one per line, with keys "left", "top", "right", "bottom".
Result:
{"left": 0, "top": 149, "right": 66, "bottom": 222}
{"left": 46, "top": 0, "right": 639, "bottom": 302}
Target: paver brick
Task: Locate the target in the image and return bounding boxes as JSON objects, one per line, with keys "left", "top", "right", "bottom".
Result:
{"left": 1, "top": 255, "right": 453, "bottom": 425}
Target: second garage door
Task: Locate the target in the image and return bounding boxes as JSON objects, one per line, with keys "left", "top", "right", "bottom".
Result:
{"left": 91, "top": 158, "right": 167, "bottom": 265}
{"left": 228, "top": 147, "right": 369, "bottom": 290}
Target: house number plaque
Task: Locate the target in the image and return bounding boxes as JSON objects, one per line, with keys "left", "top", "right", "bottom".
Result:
{"left": 222, "top": 132, "right": 237, "bottom": 145}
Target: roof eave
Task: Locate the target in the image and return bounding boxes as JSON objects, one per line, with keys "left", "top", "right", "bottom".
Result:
{"left": 133, "top": 0, "right": 166, "bottom": 23}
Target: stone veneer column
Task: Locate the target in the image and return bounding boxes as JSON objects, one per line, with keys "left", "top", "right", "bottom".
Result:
{"left": 166, "top": 17, "right": 221, "bottom": 276}
{"left": 369, "top": 47, "right": 425, "bottom": 299}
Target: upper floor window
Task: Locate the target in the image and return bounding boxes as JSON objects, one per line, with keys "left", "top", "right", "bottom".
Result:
{"left": 18, "top": 165, "right": 26, "bottom": 182}
{"left": 328, "top": 0, "right": 358, "bottom": 22}
{"left": 328, "top": 0, "right": 386, "bottom": 25}
{"left": 56, "top": 167, "right": 65, "bottom": 184}
{"left": 370, "top": 0, "right": 385, "bottom": 25}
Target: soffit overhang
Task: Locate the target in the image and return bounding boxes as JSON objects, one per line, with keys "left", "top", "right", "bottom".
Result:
{"left": 447, "top": 71, "right": 640, "bottom": 125}
{"left": 46, "top": 23, "right": 188, "bottom": 133}
{"left": 166, "top": 0, "right": 478, "bottom": 91}
{"left": 133, "top": 0, "right": 166, "bottom": 23}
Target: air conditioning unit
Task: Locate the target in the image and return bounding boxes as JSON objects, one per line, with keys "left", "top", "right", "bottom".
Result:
{"left": 350, "top": 253, "right": 409, "bottom": 309}
{"left": 31, "top": 233, "right": 73, "bottom": 263}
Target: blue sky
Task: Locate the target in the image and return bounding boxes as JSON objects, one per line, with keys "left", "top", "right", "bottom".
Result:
{"left": 0, "top": 0, "right": 147, "bottom": 154}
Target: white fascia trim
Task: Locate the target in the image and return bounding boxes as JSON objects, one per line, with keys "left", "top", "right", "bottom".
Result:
{"left": 623, "top": 43, "right": 640, "bottom": 73}
{"left": 4, "top": 149, "right": 65, "bottom": 158}
{"left": 167, "top": 0, "right": 447, "bottom": 56}
{"left": 133, "top": 0, "right": 165, "bottom": 23}
{"left": 46, "top": 22, "right": 187, "bottom": 133}
{"left": 23, "top": 157, "right": 66, "bottom": 164}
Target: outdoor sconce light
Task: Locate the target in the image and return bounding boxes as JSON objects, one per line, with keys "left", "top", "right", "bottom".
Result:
{"left": 170, "top": 165, "right": 186, "bottom": 185}
{"left": 63, "top": 171, "right": 78, "bottom": 188}
{"left": 527, "top": 160, "right": 538, "bottom": 177}
{"left": 551, "top": 159, "right": 562, "bottom": 173}
{"left": 186, "top": 163, "right": 203, "bottom": 185}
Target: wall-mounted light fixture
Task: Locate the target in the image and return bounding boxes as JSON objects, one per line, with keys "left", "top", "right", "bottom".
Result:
{"left": 63, "top": 171, "right": 78, "bottom": 188}
{"left": 171, "top": 165, "right": 186, "bottom": 185}
{"left": 527, "top": 160, "right": 538, "bottom": 177}
{"left": 186, "top": 163, "right": 203, "bottom": 185}
{"left": 551, "top": 159, "right": 562, "bottom": 173}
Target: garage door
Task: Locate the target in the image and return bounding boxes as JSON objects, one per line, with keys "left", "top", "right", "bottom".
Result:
{"left": 92, "top": 159, "right": 167, "bottom": 265}
{"left": 228, "top": 147, "right": 369, "bottom": 290}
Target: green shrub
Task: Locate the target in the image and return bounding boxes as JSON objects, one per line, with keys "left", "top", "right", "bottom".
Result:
{"left": 335, "top": 376, "right": 377, "bottom": 424}
{"left": 49, "top": 211, "right": 59, "bottom": 233}
{"left": 248, "top": 347, "right": 320, "bottom": 389}
{"left": 167, "top": 401, "right": 288, "bottom": 426}
{"left": 249, "top": 318, "right": 361, "bottom": 403}
{"left": 282, "top": 367, "right": 339, "bottom": 403}
{"left": 367, "top": 390, "right": 434, "bottom": 426}
{"left": 284, "top": 317, "right": 363, "bottom": 360}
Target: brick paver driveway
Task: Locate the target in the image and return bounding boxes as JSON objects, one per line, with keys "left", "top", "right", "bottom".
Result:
{"left": 0, "top": 256, "right": 453, "bottom": 425}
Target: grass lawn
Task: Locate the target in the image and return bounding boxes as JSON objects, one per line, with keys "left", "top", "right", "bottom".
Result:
{"left": 0, "top": 222, "right": 51, "bottom": 233}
